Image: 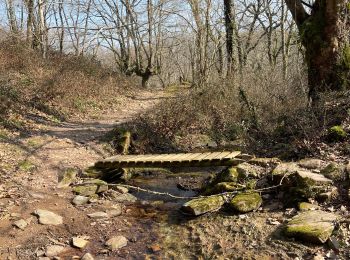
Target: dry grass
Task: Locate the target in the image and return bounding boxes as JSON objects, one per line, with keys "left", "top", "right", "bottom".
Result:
{"left": 0, "top": 38, "right": 136, "bottom": 130}
{"left": 123, "top": 65, "right": 350, "bottom": 159}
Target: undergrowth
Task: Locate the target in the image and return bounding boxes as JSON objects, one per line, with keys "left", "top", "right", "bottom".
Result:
{"left": 0, "top": 38, "right": 135, "bottom": 131}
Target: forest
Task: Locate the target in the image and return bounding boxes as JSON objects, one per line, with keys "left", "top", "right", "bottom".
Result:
{"left": 0, "top": 0, "right": 349, "bottom": 259}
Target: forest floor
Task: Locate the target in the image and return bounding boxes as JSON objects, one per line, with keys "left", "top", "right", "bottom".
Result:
{"left": 0, "top": 88, "right": 349, "bottom": 260}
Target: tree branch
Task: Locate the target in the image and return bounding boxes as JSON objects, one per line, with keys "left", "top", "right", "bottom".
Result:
{"left": 284, "top": 0, "right": 309, "bottom": 29}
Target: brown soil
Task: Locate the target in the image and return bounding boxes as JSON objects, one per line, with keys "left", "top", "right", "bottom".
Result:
{"left": 1, "top": 89, "right": 349, "bottom": 260}
{"left": 0, "top": 89, "right": 166, "bottom": 259}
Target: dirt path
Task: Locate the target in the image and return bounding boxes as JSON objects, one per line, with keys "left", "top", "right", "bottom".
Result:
{"left": 0, "top": 90, "right": 166, "bottom": 259}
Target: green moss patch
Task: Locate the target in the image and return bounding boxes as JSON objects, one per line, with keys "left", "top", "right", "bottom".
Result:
{"left": 229, "top": 192, "right": 262, "bottom": 213}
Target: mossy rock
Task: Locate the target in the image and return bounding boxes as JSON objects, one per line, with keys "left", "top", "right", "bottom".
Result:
{"left": 298, "top": 202, "right": 320, "bottom": 211}
{"left": 229, "top": 193, "right": 262, "bottom": 213}
{"left": 236, "top": 163, "right": 262, "bottom": 180}
{"left": 320, "top": 163, "right": 344, "bottom": 181}
{"left": 284, "top": 210, "right": 338, "bottom": 244}
{"left": 216, "top": 167, "right": 239, "bottom": 183}
{"left": 298, "top": 159, "right": 325, "bottom": 170}
{"left": 73, "top": 179, "right": 108, "bottom": 196}
{"left": 181, "top": 195, "right": 225, "bottom": 216}
{"left": 327, "top": 126, "right": 347, "bottom": 142}
{"left": 58, "top": 168, "right": 78, "bottom": 188}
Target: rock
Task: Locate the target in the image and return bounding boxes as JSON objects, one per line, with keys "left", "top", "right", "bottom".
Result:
{"left": 207, "top": 182, "right": 241, "bottom": 194}
{"left": 272, "top": 162, "right": 299, "bottom": 177}
{"left": 296, "top": 170, "right": 332, "bottom": 185}
{"left": 216, "top": 167, "right": 239, "bottom": 183}
{"left": 73, "top": 179, "right": 108, "bottom": 196}
{"left": 107, "top": 206, "right": 122, "bottom": 217}
{"left": 38, "top": 257, "right": 51, "bottom": 260}
{"left": 72, "top": 237, "right": 89, "bottom": 248}
{"left": 105, "top": 236, "right": 128, "bottom": 250}
{"left": 320, "top": 163, "right": 343, "bottom": 181}
{"left": 229, "top": 193, "right": 262, "bottom": 213}
{"left": 34, "top": 209, "right": 63, "bottom": 225}
{"left": 13, "top": 219, "right": 28, "bottom": 230}
{"left": 87, "top": 212, "right": 108, "bottom": 219}
{"left": 57, "top": 168, "right": 77, "bottom": 188}
{"left": 327, "top": 125, "right": 347, "bottom": 142}
{"left": 111, "top": 193, "right": 137, "bottom": 203}
{"left": 45, "top": 245, "right": 67, "bottom": 257}
{"left": 81, "top": 253, "right": 94, "bottom": 260}
{"left": 284, "top": 210, "right": 338, "bottom": 244}
{"left": 114, "top": 185, "right": 129, "bottom": 194}
{"left": 298, "top": 159, "right": 325, "bottom": 170}
{"left": 249, "top": 157, "right": 281, "bottom": 167}
{"left": 181, "top": 195, "right": 225, "bottom": 216}
{"left": 72, "top": 195, "right": 89, "bottom": 206}
{"left": 236, "top": 163, "right": 263, "bottom": 179}
{"left": 298, "top": 202, "right": 320, "bottom": 211}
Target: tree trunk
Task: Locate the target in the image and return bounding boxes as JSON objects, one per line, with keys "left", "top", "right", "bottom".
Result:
{"left": 285, "top": 0, "right": 350, "bottom": 103}
{"left": 223, "top": 0, "right": 236, "bottom": 77}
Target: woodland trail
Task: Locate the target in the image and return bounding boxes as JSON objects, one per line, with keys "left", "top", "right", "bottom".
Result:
{"left": 0, "top": 89, "right": 167, "bottom": 259}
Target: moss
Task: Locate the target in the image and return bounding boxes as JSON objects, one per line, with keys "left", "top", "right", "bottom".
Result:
{"left": 298, "top": 202, "right": 319, "bottom": 211}
{"left": 229, "top": 192, "right": 262, "bottom": 213}
{"left": 181, "top": 195, "right": 225, "bottom": 216}
{"left": 320, "top": 163, "right": 343, "bottom": 181}
{"left": 284, "top": 211, "right": 337, "bottom": 244}
{"left": 73, "top": 179, "right": 108, "bottom": 196}
{"left": 328, "top": 125, "right": 347, "bottom": 142}
{"left": 18, "top": 160, "right": 36, "bottom": 172}
{"left": 57, "top": 168, "right": 77, "bottom": 188}
{"left": 217, "top": 167, "right": 239, "bottom": 182}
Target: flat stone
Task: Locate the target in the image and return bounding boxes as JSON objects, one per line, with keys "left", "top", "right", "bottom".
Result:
{"left": 34, "top": 209, "right": 63, "bottom": 225}
{"left": 13, "top": 219, "right": 28, "bottom": 230}
{"left": 57, "top": 168, "right": 77, "bottom": 188}
{"left": 87, "top": 212, "right": 108, "bottom": 219}
{"left": 105, "top": 236, "right": 128, "bottom": 250}
{"left": 72, "top": 237, "right": 89, "bottom": 248}
{"left": 112, "top": 193, "right": 137, "bottom": 203}
{"left": 107, "top": 208, "right": 122, "bottom": 217}
{"left": 285, "top": 210, "right": 338, "bottom": 244}
{"left": 298, "top": 159, "right": 325, "bottom": 170}
{"left": 72, "top": 195, "right": 89, "bottom": 206}
{"left": 45, "top": 245, "right": 67, "bottom": 257}
{"left": 298, "top": 202, "right": 320, "bottom": 211}
{"left": 181, "top": 195, "right": 225, "bottom": 216}
{"left": 81, "top": 253, "right": 95, "bottom": 260}
{"left": 272, "top": 162, "right": 300, "bottom": 176}
{"left": 296, "top": 170, "right": 332, "bottom": 184}
{"left": 114, "top": 185, "right": 129, "bottom": 194}
{"left": 229, "top": 193, "right": 262, "bottom": 213}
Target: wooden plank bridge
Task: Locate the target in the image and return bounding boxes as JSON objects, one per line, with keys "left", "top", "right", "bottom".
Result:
{"left": 94, "top": 151, "right": 247, "bottom": 169}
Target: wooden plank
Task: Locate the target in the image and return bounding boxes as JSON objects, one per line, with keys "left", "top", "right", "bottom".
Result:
{"left": 202, "top": 151, "right": 231, "bottom": 161}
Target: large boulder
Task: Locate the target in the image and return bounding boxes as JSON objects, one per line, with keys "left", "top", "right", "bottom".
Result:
{"left": 181, "top": 195, "right": 225, "bottom": 216}
{"left": 229, "top": 193, "right": 262, "bottom": 213}
{"left": 284, "top": 210, "right": 338, "bottom": 244}
{"left": 271, "top": 163, "right": 332, "bottom": 205}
